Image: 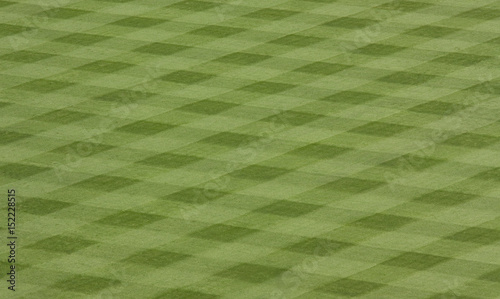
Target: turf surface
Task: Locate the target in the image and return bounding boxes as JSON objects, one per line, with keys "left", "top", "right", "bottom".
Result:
{"left": 1, "top": 0, "right": 500, "bottom": 298}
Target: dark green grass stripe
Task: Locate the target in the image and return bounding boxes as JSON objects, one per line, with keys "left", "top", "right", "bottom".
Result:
{"left": 0, "top": 130, "right": 32, "bottom": 144}
{"left": 467, "top": 80, "right": 500, "bottom": 95}
{"left": 54, "top": 33, "right": 112, "bottom": 45}
{"left": 199, "top": 132, "right": 257, "bottom": 147}
{"left": 240, "top": 81, "right": 296, "bottom": 94}
{"left": 294, "top": 62, "right": 351, "bottom": 75}
{"left": 321, "top": 91, "right": 381, "bottom": 104}
{"left": 167, "top": 0, "right": 219, "bottom": 11}
{"left": 13, "top": 79, "right": 74, "bottom": 93}
{"left": 0, "top": 23, "right": 32, "bottom": 37}
{"left": 409, "top": 101, "right": 465, "bottom": 115}
{"left": 445, "top": 227, "right": 500, "bottom": 245}
{"left": 244, "top": 8, "right": 298, "bottom": 20}
{"left": 442, "top": 133, "right": 499, "bottom": 148}
{"left": 76, "top": 60, "right": 134, "bottom": 73}
{"left": 473, "top": 168, "right": 500, "bottom": 181}
{"left": 101, "top": 0, "right": 135, "bottom": 2}
{"left": 431, "top": 53, "right": 491, "bottom": 66}
{"left": 178, "top": 100, "right": 238, "bottom": 115}
{"left": 353, "top": 43, "right": 407, "bottom": 56}
{"left": 154, "top": 289, "right": 219, "bottom": 299}
{"left": 214, "top": 52, "right": 272, "bottom": 65}
{"left": 429, "top": 292, "right": 479, "bottom": 298}
{"left": 486, "top": 37, "right": 500, "bottom": 44}
{"left": 96, "top": 211, "right": 165, "bottom": 228}
{"left": 456, "top": 7, "right": 500, "bottom": 20}
{"left": 27, "top": 235, "right": 96, "bottom": 254}
{"left": 413, "top": 190, "right": 478, "bottom": 206}
{"left": 190, "top": 224, "right": 258, "bottom": 242}
{"left": 382, "top": 252, "right": 450, "bottom": 270}
{"left": 122, "top": 249, "right": 190, "bottom": 267}
{"left": 229, "top": 165, "right": 291, "bottom": 181}
{"left": 137, "top": 152, "right": 203, "bottom": 168}
{"left": 350, "top": 213, "right": 415, "bottom": 231}
{"left": 190, "top": 25, "right": 246, "bottom": 37}
{"left": 40, "top": 7, "right": 90, "bottom": 19}
{"left": 114, "top": 121, "right": 176, "bottom": 135}
{"left": 0, "top": 163, "right": 51, "bottom": 179}
{"left": 318, "top": 278, "right": 384, "bottom": 296}
{"left": 254, "top": 200, "right": 321, "bottom": 217}
{"left": 111, "top": 16, "right": 167, "bottom": 27}
{"left": 51, "top": 142, "right": 115, "bottom": 156}
{"left": 0, "top": 50, "right": 56, "bottom": 62}
{"left": 323, "top": 17, "right": 378, "bottom": 29}
{"left": 480, "top": 268, "right": 500, "bottom": 283}
{"left": 20, "top": 197, "right": 73, "bottom": 215}
{"left": 379, "top": 154, "right": 444, "bottom": 170}
{"left": 94, "top": 89, "right": 156, "bottom": 102}
{"left": 54, "top": 275, "right": 120, "bottom": 294}
{"left": 32, "top": 109, "right": 93, "bottom": 124}
{"left": 301, "top": 0, "right": 332, "bottom": 3}
{"left": 215, "top": 263, "right": 286, "bottom": 283}
{"left": 286, "top": 238, "right": 353, "bottom": 255}
{"left": 287, "top": 143, "right": 351, "bottom": 159}
{"left": 162, "top": 187, "right": 228, "bottom": 204}
{"left": 72, "top": 175, "right": 141, "bottom": 191}
{"left": 160, "top": 70, "right": 215, "bottom": 84}
{"left": 261, "top": 110, "right": 323, "bottom": 126}
{"left": 377, "top": 0, "right": 433, "bottom": 11}
{"left": 0, "top": 1, "right": 15, "bottom": 8}
{"left": 0, "top": 102, "right": 11, "bottom": 108}
{"left": 349, "top": 121, "right": 413, "bottom": 137}
{"left": 268, "top": 34, "right": 324, "bottom": 47}
{"left": 405, "top": 25, "right": 460, "bottom": 38}
{"left": 320, "top": 177, "right": 386, "bottom": 193}
{"left": 378, "top": 71, "right": 437, "bottom": 85}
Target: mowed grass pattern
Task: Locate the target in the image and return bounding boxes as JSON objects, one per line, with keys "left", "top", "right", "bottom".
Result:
{"left": 0, "top": 0, "right": 500, "bottom": 298}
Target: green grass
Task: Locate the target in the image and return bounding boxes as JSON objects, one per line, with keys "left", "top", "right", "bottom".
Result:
{"left": 1, "top": 0, "right": 500, "bottom": 298}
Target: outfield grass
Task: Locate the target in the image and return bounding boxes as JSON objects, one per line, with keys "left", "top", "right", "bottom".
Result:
{"left": 1, "top": 0, "right": 500, "bottom": 298}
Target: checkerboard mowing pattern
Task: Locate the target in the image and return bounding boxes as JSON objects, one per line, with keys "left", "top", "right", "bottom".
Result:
{"left": 1, "top": 0, "right": 500, "bottom": 298}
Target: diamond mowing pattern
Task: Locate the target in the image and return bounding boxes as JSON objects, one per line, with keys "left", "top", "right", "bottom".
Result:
{"left": 3, "top": 1, "right": 500, "bottom": 298}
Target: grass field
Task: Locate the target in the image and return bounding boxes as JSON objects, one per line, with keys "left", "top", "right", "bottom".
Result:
{"left": 1, "top": 0, "right": 500, "bottom": 298}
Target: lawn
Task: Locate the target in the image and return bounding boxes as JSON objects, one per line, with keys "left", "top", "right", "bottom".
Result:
{"left": 0, "top": 0, "right": 499, "bottom": 298}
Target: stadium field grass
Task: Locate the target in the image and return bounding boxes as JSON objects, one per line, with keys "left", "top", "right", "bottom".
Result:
{"left": 1, "top": 0, "right": 500, "bottom": 298}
